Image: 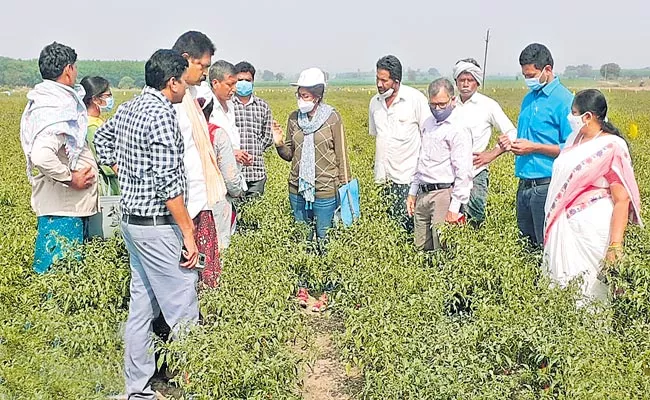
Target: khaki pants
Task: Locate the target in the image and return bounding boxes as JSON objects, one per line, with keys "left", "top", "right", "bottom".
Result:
{"left": 414, "top": 188, "right": 452, "bottom": 251}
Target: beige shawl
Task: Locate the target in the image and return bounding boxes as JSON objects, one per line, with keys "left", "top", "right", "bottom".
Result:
{"left": 182, "top": 91, "right": 226, "bottom": 205}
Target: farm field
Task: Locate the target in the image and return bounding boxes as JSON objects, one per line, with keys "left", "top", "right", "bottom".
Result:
{"left": 0, "top": 86, "right": 649, "bottom": 399}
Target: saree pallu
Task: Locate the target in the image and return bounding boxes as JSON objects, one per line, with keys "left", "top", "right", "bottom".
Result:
{"left": 193, "top": 210, "right": 221, "bottom": 288}
{"left": 543, "top": 134, "right": 642, "bottom": 302}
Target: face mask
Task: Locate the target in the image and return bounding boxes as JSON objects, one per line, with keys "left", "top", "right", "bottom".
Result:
{"left": 568, "top": 112, "right": 587, "bottom": 133}
{"left": 99, "top": 96, "right": 114, "bottom": 113}
{"left": 298, "top": 98, "right": 316, "bottom": 113}
{"left": 430, "top": 103, "right": 454, "bottom": 122}
{"left": 236, "top": 80, "right": 253, "bottom": 97}
{"left": 379, "top": 88, "right": 394, "bottom": 99}
{"left": 525, "top": 70, "right": 547, "bottom": 91}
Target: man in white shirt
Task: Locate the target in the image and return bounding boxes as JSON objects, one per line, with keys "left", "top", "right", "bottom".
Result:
{"left": 209, "top": 60, "right": 253, "bottom": 170}
{"left": 406, "top": 78, "right": 473, "bottom": 251}
{"left": 171, "top": 32, "right": 225, "bottom": 289}
{"left": 452, "top": 58, "right": 517, "bottom": 225}
{"left": 369, "top": 55, "right": 430, "bottom": 233}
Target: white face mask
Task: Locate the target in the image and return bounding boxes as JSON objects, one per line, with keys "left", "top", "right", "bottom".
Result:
{"left": 568, "top": 112, "right": 587, "bottom": 133}
{"left": 298, "top": 98, "right": 316, "bottom": 113}
{"left": 379, "top": 88, "right": 394, "bottom": 99}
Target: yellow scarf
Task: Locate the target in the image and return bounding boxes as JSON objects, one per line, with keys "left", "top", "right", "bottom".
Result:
{"left": 182, "top": 91, "right": 226, "bottom": 205}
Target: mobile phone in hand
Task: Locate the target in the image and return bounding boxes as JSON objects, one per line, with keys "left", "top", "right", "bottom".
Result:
{"left": 195, "top": 253, "right": 206, "bottom": 271}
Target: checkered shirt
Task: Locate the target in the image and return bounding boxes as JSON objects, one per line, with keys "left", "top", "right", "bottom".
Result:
{"left": 232, "top": 95, "right": 273, "bottom": 182}
{"left": 94, "top": 87, "right": 186, "bottom": 217}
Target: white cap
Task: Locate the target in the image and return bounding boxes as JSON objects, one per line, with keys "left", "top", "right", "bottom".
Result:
{"left": 291, "top": 67, "right": 326, "bottom": 87}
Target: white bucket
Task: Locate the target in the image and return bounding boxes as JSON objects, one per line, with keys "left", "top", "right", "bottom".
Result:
{"left": 87, "top": 196, "right": 121, "bottom": 239}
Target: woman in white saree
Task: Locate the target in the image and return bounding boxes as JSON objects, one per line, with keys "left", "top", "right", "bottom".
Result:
{"left": 544, "top": 89, "right": 642, "bottom": 304}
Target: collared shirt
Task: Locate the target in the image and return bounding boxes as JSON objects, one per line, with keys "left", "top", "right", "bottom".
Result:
{"left": 369, "top": 84, "right": 431, "bottom": 184}
{"left": 232, "top": 95, "right": 273, "bottom": 182}
{"left": 173, "top": 86, "right": 210, "bottom": 219}
{"left": 516, "top": 77, "right": 573, "bottom": 179}
{"left": 95, "top": 87, "right": 185, "bottom": 217}
{"left": 210, "top": 99, "right": 240, "bottom": 150}
{"left": 409, "top": 110, "right": 473, "bottom": 214}
{"left": 454, "top": 91, "right": 517, "bottom": 176}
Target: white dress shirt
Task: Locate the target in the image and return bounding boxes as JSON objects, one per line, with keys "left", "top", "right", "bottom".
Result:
{"left": 369, "top": 84, "right": 430, "bottom": 185}
{"left": 174, "top": 86, "right": 208, "bottom": 219}
{"left": 409, "top": 110, "right": 473, "bottom": 214}
{"left": 454, "top": 92, "right": 517, "bottom": 176}
{"left": 210, "top": 99, "right": 240, "bottom": 150}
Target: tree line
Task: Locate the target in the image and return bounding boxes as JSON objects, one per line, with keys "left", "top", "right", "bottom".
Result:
{"left": 563, "top": 63, "right": 650, "bottom": 80}
{"left": 0, "top": 57, "right": 291, "bottom": 88}
{"left": 3, "top": 56, "right": 649, "bottom": 89}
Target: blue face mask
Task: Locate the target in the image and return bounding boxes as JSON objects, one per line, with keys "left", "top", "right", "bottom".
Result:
{"left": 99, "top": 96, "right": 114, "bottom": 112}
{"left": 236, "top": 80, "right": 253, "bottom": 97}
{"left": 525, "top": 70, "right": 547, "bottom": 91}
{"left": 430, "top": 102, "right": 454, "bottom": 122}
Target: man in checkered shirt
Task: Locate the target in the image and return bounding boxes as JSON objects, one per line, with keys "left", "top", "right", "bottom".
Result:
{"left": 94, "top": 49, "right": 200, "bottom": 400}
{"left": 232, "top": 61, "right": 274, "bottom": 197}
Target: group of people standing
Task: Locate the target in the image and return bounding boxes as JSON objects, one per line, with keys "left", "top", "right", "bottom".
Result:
{"left": 18, "top": 33, "right": 642, "bottom": 398}
{"left": 369, "top": 44, "right": 642, "bottom": 306}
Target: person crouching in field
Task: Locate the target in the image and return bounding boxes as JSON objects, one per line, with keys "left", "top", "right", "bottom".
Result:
{"left": 94, "top": 49, "right": 199, "bottom": 400}
{"left": 452, "top": 58, "right": 517, "bottom": 226}
{"left": 19, "top": 42, "right": 98, "bottom": 274}
{"left": 272, "top": 67, "right": 351, "bottom": 312}
{"left": 406, "top": 78, "right": 473, "bottom": 251}
{"left": 543, "top": 89, "right": 642, "bottom": 305}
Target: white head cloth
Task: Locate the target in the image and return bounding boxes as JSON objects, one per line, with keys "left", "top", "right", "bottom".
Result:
{"left": 453, "top": 61, "right": 483, "bottom": 86}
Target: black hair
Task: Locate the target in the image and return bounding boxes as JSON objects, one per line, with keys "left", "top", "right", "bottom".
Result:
{"left": 145, "top": 49, "right": 188, "bottom": 91}
{"left": 38, "top": 42, "right": 77, "bottom": 81}
{"left": 234, "top": 61, "right": 256, "bottom": 79}
{"left": 519, "top": 43, "right": 554, "bottom": 70}
{"left": 573, "top": 89, "right": 622, "bottom": 137}
{"left": 376, "top": 55, "right": 402, "bottom": 82}
{"left": 301, "top": 84, "right": 325, "bottom": 102}
{"left": 80, "top": 76, "right": 110, "bottom": 106}
{"left": 458, "top": 58, "right": 481, "bottom": 68}
{"left": 172, "top": 31, "right": 215, "bottom": 59}
{"left": 197, "top": 97, "right": 214, "bottom": 121}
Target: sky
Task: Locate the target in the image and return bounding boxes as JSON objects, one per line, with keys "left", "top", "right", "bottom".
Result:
{"left": 1, "top": 0, "right": 649, "bottom": 76}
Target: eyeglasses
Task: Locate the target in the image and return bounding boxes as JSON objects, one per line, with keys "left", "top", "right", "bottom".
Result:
{"left": 430, "top": 99, "right": 451, "bottom": 110}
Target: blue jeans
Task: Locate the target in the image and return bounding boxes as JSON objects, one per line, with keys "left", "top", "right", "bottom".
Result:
{"left": 516, "top": 180, "right": 549, "bottom": 247}
{"left": 289, "top": 193, "right": 338, "bottom": 240}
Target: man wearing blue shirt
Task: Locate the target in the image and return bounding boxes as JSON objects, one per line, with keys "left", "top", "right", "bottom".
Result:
{"left": 499, "top": 43, "right": 573, "bottom": 246}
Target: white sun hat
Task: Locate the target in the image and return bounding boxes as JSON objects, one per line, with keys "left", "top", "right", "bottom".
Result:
{"left": 291, "top": 67, "right": 326, "bottom": 87}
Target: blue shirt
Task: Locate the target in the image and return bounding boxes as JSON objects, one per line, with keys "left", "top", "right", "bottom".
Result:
{"left": 515, "top": 77, "right": 573, "bottom": 179}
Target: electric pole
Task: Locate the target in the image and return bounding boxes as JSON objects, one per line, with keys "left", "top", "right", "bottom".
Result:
{"left": 483, "top": 29, "right": 490, "bottom": 89}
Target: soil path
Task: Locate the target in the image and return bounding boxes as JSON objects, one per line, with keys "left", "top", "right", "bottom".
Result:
{"left": 298, "top": 296, "right": 362, "bottom": 400}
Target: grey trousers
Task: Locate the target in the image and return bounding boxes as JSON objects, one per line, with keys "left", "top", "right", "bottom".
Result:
{"left": 121, "top": 222, "right": 199, "bottom": 400}
{"left": 414, "top": 188, "right": 452, "bottom": 251}
{"left": 245, "top": 177, "right": 267, "bottom": 198}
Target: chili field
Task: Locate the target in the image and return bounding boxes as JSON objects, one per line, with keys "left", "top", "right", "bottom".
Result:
{"left": 0, "top": 86, "right": 649, "bottom": 399}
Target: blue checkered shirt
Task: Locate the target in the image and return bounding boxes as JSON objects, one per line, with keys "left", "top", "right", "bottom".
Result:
{"left": 94, "top": 87, "right": 186, "bottom": 217}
